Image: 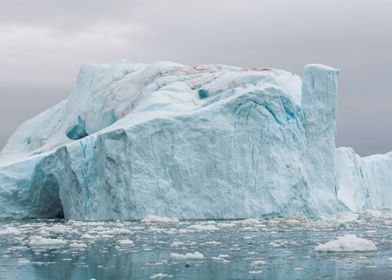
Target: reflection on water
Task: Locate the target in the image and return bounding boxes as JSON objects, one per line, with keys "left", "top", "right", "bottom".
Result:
{"left": 1, "top": 211, "right": 392, "bottom": 279}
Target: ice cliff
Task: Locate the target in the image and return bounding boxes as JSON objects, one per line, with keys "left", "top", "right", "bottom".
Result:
{"left": 0, "top": 61, "right": 390, "bottom": 220}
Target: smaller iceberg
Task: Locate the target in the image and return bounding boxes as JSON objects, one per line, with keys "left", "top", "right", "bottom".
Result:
{"left": 315, "top": 234, "right": 377, "bottom": 252}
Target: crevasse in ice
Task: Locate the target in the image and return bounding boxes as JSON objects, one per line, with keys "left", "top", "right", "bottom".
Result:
{"left": 0, "top": 61, "right": 389, "bottom": 220}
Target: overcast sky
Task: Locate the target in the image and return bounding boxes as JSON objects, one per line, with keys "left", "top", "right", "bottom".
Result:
{"left": 0, "top": 0, "right": 391, "bottom": 156}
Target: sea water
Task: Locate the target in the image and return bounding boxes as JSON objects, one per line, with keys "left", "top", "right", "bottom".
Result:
{"left": 1, "top": 210, "right": 392, "bottom": 279}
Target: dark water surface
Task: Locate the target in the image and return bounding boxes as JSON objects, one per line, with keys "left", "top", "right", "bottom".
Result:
{"left": 1, "top": 211, "right": 392, "bottom": 280}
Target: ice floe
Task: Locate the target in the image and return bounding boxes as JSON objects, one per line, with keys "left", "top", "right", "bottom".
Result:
{"left": 29, "top": 236, "right": 67, "bottom": 248}
{"left": 250, "top": 260, "right": 266, "bottom": 267}
{"left": 315, "top": 234, "right": 377, "bottom": 252}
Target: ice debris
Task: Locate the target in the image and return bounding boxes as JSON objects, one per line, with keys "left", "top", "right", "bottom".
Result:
{"left": 150, "top": 273, "right": 173, "bottom": 279}
{"left": 170, "top": 251, "right": 205, "bottom": 260}
{"left": 315, "top": 234, "right": 377, "bottom": 252}
{"left": 29, "top": 236, "right": 67, "bottom": 248}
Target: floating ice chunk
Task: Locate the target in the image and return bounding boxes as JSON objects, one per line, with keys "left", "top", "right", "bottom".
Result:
{"left": 241, "top": 219, "right": 260, "bottom": 224}
{"left": 145, "top": 260, "right": 168, "bottom": 266}
{"left": 315, "top": 234, "right": 377, "bottom": 252}
{"left": 321, "top": 212, "right": 359, "bottom": 226}
{"left": 17, "top": 258, "right": 31, "bottom": 265}
{"left": 142, "top": 215, "right": 179, "bottom": 223}
{"left": 32, "top": 261, "right": 56, "bottom": 266}
{"left": 204, "top": 241, "right": 221, "bottom": 246}
{"left": 150, "top": 273, "right": 173, "bottom": 279}
{"left": 117, "top": 239, "right": 134, "bottom": 247}
{"left": 69, "top": 242, "right": 87, "bottom": 250}
{"left": 217, "top": 222, "right": 236, "bottom": 228}
{"left": 104, "top": 228, "right": 132, "bottom": 235}
{"left": 29, "top": 236, "right": 67, "bottom": 248}
{"left": 161, "top": 228, "right": 177, "bottom": 235}
{"left": 147, "top": 227, "right": 165, "bottom": 234}
{"left": 188, "top": 224, "right": 219, "bottom": 231}
{"left": 0, "top": 227, "right": 20, "bottom": 235}
{"left": 284, "top": 218, "right": 301, "bottom": 224}
{"left": 115, "top": 239, "right": 134, "bottom": 251}
{"left": 250, "top": 260, "right": 266, "bottom": 267}
{"left": 171, "top": 241, "right": 185, "bottom": 247}
{"left": 81, "top": 233, "right": 95, "bottom": 239}
{"left": 170, "top": 251, "right": 204, "bottom": 260}
{"left": 43, "top": 224, "right": 75, "bottom": 234}
{"left": 294, "top": 267, "right": 304, "bottom": 271}
{"left": 99, "top": 234, "right": 113, "bottom": 239}
{"left": 269, "top": 241, "right": 282, "bottom": 248}
{"left": 240, "top": 226, "right": 257, "bottom": 232}
{"left": 6, "top": 246, "right": 28, "bottom": 252}
{"left": 249, "top": 270, "right": 263, "bottom": 274}
{"left": 211, "top": 254, "right": 230, "bottom": 262}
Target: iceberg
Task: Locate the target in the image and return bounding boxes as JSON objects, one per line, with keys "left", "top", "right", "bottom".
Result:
{"left": 0, "top": 61, "right": 391, "bottom": 220}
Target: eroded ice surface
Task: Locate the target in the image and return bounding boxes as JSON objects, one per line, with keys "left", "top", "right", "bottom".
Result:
{"left": 0, "top": 61, "right": 391, "bottom": 220}
{"left": 1, "top": 211, "right": 392, "bottom": 279}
